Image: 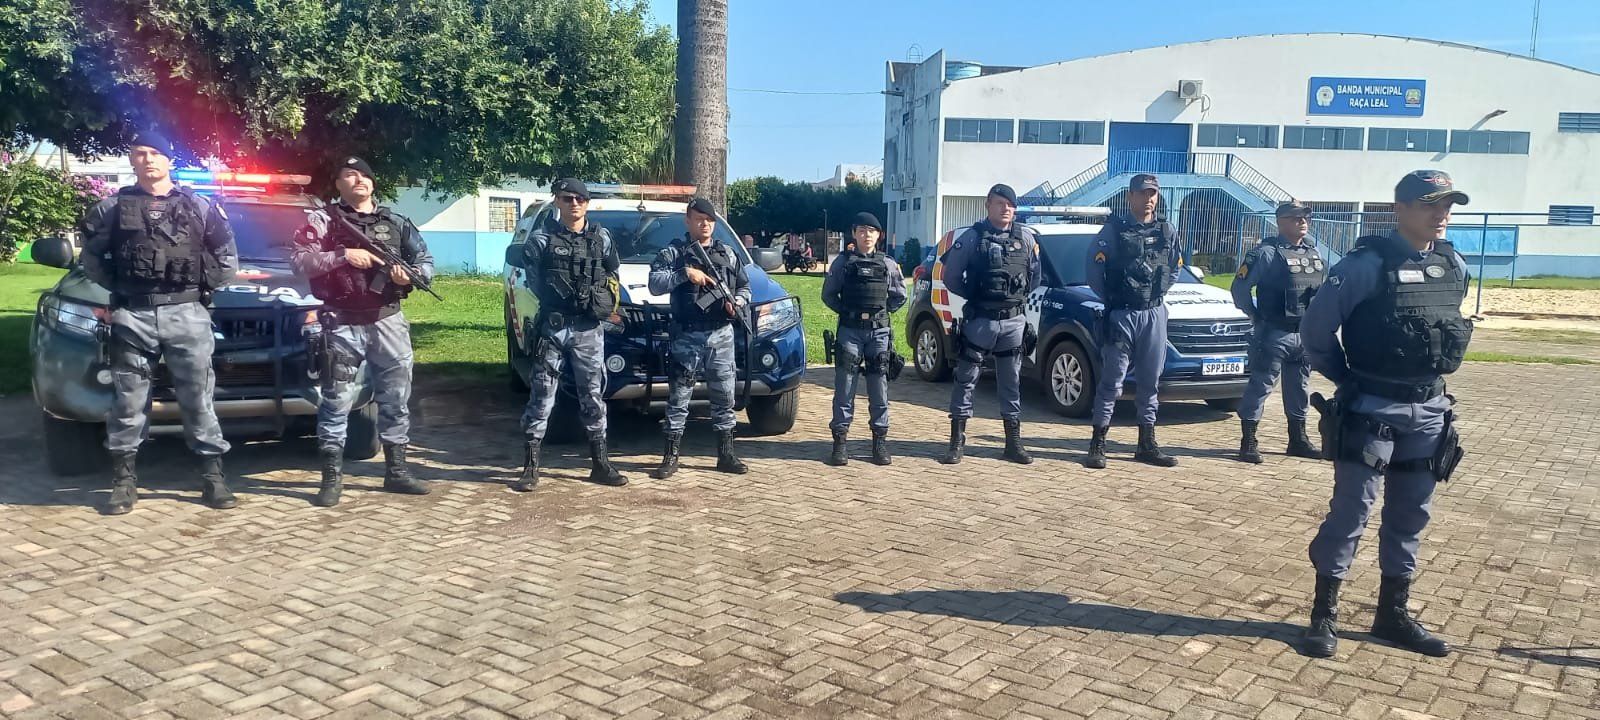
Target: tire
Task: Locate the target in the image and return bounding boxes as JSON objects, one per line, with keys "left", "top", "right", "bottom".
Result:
{"left": 1042, "top": 340, "right": 1095, "bottom": 418}
{"left": 912, "top": 318, "right": 952, "bottom": 382}
{"left": 42, "top": 413, "right": 108, "bottom": 477}
{"left": 1205, "top": 398, "right": 1242, "bottom": 412}
{"left": 506, "top": 303, "right": 530, "bottom": 393}
{"left": 745, "top": 389, "right": 798, "bottom": 436}
{"left": 344, "top": 402, "right": 381, "bottom": 460}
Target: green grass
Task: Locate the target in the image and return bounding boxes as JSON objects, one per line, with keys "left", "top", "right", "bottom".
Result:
{"left": 1464, "top": 351, "right": 1594, "bottom": 365}
{"left": 771, "top": 274, "right": 912, "bottom": 365}
{"left": 1202, "top": 274, "right": 1233, "bottom": 290}
{"left": 0, "top": 264, "right": 68, "bottom": 396}
{"left": 1476, "top": 327, "right": 1600, "bottom": 346}
{"left": 402, "top": 275, "right": 506, "bottom": 383}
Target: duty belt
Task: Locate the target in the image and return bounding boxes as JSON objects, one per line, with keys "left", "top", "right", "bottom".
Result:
{"left": 320, "top": 305, "right": 399, "bottom": 327}
{"left": 839, "top": 310, "right": 889, "bottom": 329}
{"left": 1110, "top": 297, "right": 1164, "bottom": 312}
{"left": 675, "top": 317, "right": 731, "bottom": 332}
{"left": 969, "top": 305, "right": 1025, "bottom": 320}
{"left": 111, "top": 289, "right": 202, "bottom": 309}
{"left": 1355, "top": 375, "right": 1446, "bottom": 404}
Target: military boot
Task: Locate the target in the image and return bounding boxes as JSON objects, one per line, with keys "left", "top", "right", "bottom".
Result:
{"left": 715, "top": 430, "right": 748, "bottom": 474}
{"left": 651, "top": 431, "right": 682, "bottom": 480}
{"left": 1002, "top": 418, "right": 1033, "bottom": 465}
{"left": 199, "top": 455, "right": 238, "bottom": 510}
{"left": 1238, "top": 419, "right": 1264, "bottom": 464}
{"left": 512, "top": 439, "right": 541, "bottom": 492}
{"left": 1301, "top": 575, "right": 1341, "bottom": 658}
{"left": 1134, "top": 424, "right": 1178, "bottom": 467}
{"left": 1085, "top": 425, "right": 1108, "bottom": 469}
{"left": 870, "top": 428, "right": 892, "bottom": 466}
{"left": 827, "top": 428, "right": 848, "bottom": 467}
{"left": 1286, "top": 417, "right": 1322, "bottom": 459}
{"left": 382, "top": 443, "right": 430, "bottom": 495}
{"left": 587, "top": 434, "right": 627, "bottom": 486}
{"left": 939, "top": 418, "right": 966, "bottom": 465}
{"left": 1371, "top": 575, "right": 1451, "bottom": 657}
{"left": 315, "top": 446, "right": 344, "bottom": 507}
{"left": 106, "top": 451, "right": 139, "bottom": 515}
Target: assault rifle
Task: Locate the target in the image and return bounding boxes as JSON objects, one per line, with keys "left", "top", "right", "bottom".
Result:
{"left": 323, "top": 203, "right": 443, "bottom": 301}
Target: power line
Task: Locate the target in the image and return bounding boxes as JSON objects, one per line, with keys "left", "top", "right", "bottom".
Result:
{"left": 730, "top": 87, "right": 881, "bottom": 96}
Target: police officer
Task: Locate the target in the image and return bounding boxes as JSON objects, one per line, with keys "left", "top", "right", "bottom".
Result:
{"left": 939, "top": 184, "right": 1041, "bottom": 466}
{"left": 1298, "top": 170, "right": 1474, "bottom": 659}
{"left": 822, "top": 212, "right": 907, "bottom": 466}
{"left": 1230, "top": 200, "right": 1325, "bottom": 463}
{"left": 289, "top": 156, "right": 434, "bottom": 507}
{"left": 647, "top": 197, "right": 752, "bottom": 479}
{"left": 513, "top": 179, "right": 625, "bottom": 491}
{"left": 1083, "top": 174, "right": 1183, "bottom": 469}
{"left": 79, "top": 132, "right": 240, "bottom": 515}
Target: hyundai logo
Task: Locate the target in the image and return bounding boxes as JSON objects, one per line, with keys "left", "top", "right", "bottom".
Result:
{"left": 1210, "top": 322, "right": 1233, "bottom": 335}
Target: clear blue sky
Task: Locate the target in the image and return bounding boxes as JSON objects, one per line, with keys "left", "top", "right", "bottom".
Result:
{"left": 646, "top": 0, "right": 1600, "bottom": 183}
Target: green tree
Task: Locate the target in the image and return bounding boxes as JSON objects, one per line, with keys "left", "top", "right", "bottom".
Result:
{"left": 0, "top": 158, "right": 110, "bottom": 262}
{"left": 1, "top": 0, "right": 675, "bottom": 196}
{"left": 726, "top": 176, "right": 886, "bottom": 239}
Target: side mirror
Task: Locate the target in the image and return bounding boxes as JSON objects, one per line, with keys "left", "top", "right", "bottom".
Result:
{"left": 503, "top": 244, "right": 527, "bottom": 269}
{"left": 31, "top": 236, "right": 76, "bottom": 269}
{"left": 751, "top": 247, "right": 783, "bottom": 272}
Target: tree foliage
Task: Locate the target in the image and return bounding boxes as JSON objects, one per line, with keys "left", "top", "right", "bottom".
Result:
{"left": 0, "top": 0, "right": 675, "bottom": 196}
{"left": 0, "top": 157, "right": 112, "bottom": 261}
{"left": 726, "top": 176, "right": 889, "bottom": 240}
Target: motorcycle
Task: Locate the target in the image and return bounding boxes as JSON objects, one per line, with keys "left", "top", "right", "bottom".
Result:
{"left": 783, "top": 245, "right": 818, "bottom": 273}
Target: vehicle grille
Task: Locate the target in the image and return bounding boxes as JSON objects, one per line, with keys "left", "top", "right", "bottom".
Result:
{"left": 212, "top": 311, "right": 304, "bottom": 351}
{"left": 1167, "top": 319, "right": 1252, "bottom": 356}
{"left": 154, "top": 362, "right": 277, "bottom": 389}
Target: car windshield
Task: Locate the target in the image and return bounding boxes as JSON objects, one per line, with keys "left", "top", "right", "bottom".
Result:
{"left": 584, "top": 210, "right": 752, "bottom": 265}
{"left": 210, "top": 199, "right": 312, "bottom": 262}
{"left": 1037, "top": 232, "right": 1201, "bottom": 287}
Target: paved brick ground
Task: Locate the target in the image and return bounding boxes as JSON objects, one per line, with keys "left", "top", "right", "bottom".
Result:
{"left": 1, "top": 360, "right": 1596, "bottom": 720}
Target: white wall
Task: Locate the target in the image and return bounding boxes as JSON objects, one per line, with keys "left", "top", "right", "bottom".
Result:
{"left": 918, "top": 34, "right": 1600, "bottom": 213}
{"left": 883, "top": 50, "right": 948, "bottom": 248}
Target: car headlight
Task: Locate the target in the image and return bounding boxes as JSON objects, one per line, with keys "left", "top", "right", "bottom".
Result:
{"left": 753, "top": 297, "right": 801, "bottom": 337}
{"left": 40, "top": 295, "right": 107, "bottom": 339}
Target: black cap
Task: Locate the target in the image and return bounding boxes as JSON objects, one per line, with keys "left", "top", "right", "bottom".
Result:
{"left": 1395, "top": 169, "right": 1470, "bottom": 206}
{"left": 1275, "top": 200, "right": 1313, "bottom": 218}
{"left": 986, "top": 183, "right": 1017, "bottom": 206}
{"left": 335, "top": 156, "right": 375, "bottom": 181}
{"left": 128, "top": 132, "right": 174, "bottom": 157}
{"left": 1130, "top": 174, "right": 1160, "bottom": 191}
{"left": 551, "top": 178, "right": 590, "bottom": 200}
{"left": 686, "top": 197, "right": 717, "bottom": 217}
{"left": 852, "top": 212, "right": 883, "bottom": 231}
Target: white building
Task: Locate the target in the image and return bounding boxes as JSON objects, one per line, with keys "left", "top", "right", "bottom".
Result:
{"left": 883, "top": 33, "right": 1600, "bottom": 277}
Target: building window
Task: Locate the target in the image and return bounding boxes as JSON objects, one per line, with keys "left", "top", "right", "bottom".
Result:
{"left": 1367, "top": 128, "right": 1447, "bottom": 153}
{"left": 1197, "top": 124, "right": 1278, "bottom": 149}
{"left": 1557, "top": 112, "right": 1600, "bottom": 133}
{"left": 1550, "top": 205, "right": 1596, "bottom": 225}
{"left": 944, "top": 118, "right": 1014, "bottom": 143}
{"left": 1449, "top": 130, "right": 1530, "bottom": 155}
{"left": 488, "top": 197, "right": 521, "bottom": 232}
{"left": 1019, "top": 120, "right": 1106, "bottom": 145}
{"left": 912, "top": 197, "right": 922, "bottom": 210}
{"left": 1282, "top": 126, "right": 1364, "bottom": 150}
{"left": 899, "top": 199, "right": 908, "bottom": 211}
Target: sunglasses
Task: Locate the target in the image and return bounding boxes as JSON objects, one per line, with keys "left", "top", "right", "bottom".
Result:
{"left": 557, "top": 194, "right": 587, "bottom": 204}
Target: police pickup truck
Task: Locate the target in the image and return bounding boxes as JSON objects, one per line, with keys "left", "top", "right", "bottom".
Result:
{"left": 905, "top": 206, "right": 1252, "bottom": 417}
{"left": 501, "top": 185, "right": 806, "bottom": 442}
{"left": 29, "top": 171, "right": 378, "bottom": 476}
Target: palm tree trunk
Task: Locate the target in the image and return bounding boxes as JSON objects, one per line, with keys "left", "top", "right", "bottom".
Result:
{"left": 672, "top": 0, "right": 728, "bottom": 213}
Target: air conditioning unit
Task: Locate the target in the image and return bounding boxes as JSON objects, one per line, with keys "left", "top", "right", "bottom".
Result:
{"left": 1178, "top": 79, "right": 1204, "bottom": 101}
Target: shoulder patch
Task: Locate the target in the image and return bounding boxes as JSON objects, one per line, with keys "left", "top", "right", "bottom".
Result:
{"left": 951, "top": 241, "right": 963, "bottom": 251}
{"left": 1093, "top": 251, "right": 1106, "bottom": 264}
{"left": 1328, "top": 275, "right": 1343, "bottom": 287}
{"left": 1236, "top": 264, "right": 1248, "bottom": 278}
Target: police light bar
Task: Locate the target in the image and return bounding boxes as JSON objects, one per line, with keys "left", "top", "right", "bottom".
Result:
{"left": 1015, "top": 205, "right": 1112, "bottom": 217}
{"left": 586, "top": 183, "right": 698, "bottom": 199}
{"left": 173, "top": 169, "right": 312, "bottom": 186}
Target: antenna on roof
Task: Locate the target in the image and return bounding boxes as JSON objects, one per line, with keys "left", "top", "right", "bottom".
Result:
{"left": 907, "top": 44, "right": 924, "bottom": 62}
{"left": 1530, "top": 0, "right": 1541, "bottom": 57}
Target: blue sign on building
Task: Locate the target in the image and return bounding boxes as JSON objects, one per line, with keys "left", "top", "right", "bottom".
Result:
{"left": 1307, "top": 77, "right": 1427, "bottom": 117}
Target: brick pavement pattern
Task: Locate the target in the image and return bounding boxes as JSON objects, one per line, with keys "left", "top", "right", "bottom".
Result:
{"left": 0, "top": 362, "right": 1596, "bottom": 720}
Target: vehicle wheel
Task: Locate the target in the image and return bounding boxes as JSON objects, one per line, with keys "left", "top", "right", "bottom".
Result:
{"left": 344, "top": 402, "right": 381, "bottom": 460}
{"left": 1205, "top": 398, "right": 1241, "bottom": 412}
{"left": 913, "top": 318, "right": 952, "bottom": 382}
{"left": 42, "top": 413, "right": 108, "bottom": 477}
{"left": 745, "top": 389, "right": 798, "bottom": 435}
{"left": 543, "top": 386, "right": 587, "bottom": 445}
{"left": 507, "top": 303, "right": 530, "bottom": 393}
{"left": 1043, "top": 341, "right": 1095, "bottom": 418}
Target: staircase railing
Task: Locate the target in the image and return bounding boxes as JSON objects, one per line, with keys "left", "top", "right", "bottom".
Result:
{"left": 1036, "top": 151, "right": 1295, "bottom": 207}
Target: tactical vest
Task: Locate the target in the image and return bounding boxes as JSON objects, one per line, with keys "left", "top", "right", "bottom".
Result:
{"left": 968, "top": 223, "right": 1032, "bottom": 318}
{"left": 310, "top": 206, "right": 411, "bottom": 313}
{"left": 1344, "top": 235, "right": 1473, "bottom": 380}
{"left": 1104, "top": 219, "right": 1175, "bottom": 311}
{"left": 670, "top": 238, "right": 740, "bottom": 329}
{"left": 1255, "top": 238, "right": 1326, "bottom": 331}
{"left": 110, "top": 188, "right": 208, "bottom": 298}
{"left": 538, "top": 220, "right": 615, "bottom": 321}
{"left": 839, "top": 250, "right": 890, "bottom": 326}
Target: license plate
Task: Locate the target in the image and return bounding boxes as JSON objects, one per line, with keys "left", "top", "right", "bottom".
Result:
{"left": 1203, "top": 356, "right": 1246, "bottom": 376}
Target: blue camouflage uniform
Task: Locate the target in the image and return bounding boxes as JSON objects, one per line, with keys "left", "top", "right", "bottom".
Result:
{"left": 942, "top": 220, "right": 1042, "bottom": 422}
{"left": 649, "top": 236, "right": 752, "bottom": 434}
{"left": 822, "top": 246, "right": 907, "bottom": 434}
{"left": 519, "top": 217, "right": 621, "bottom": 443}
{"left": 1084, "top": 217, "right": 1182, "bottom": 429}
